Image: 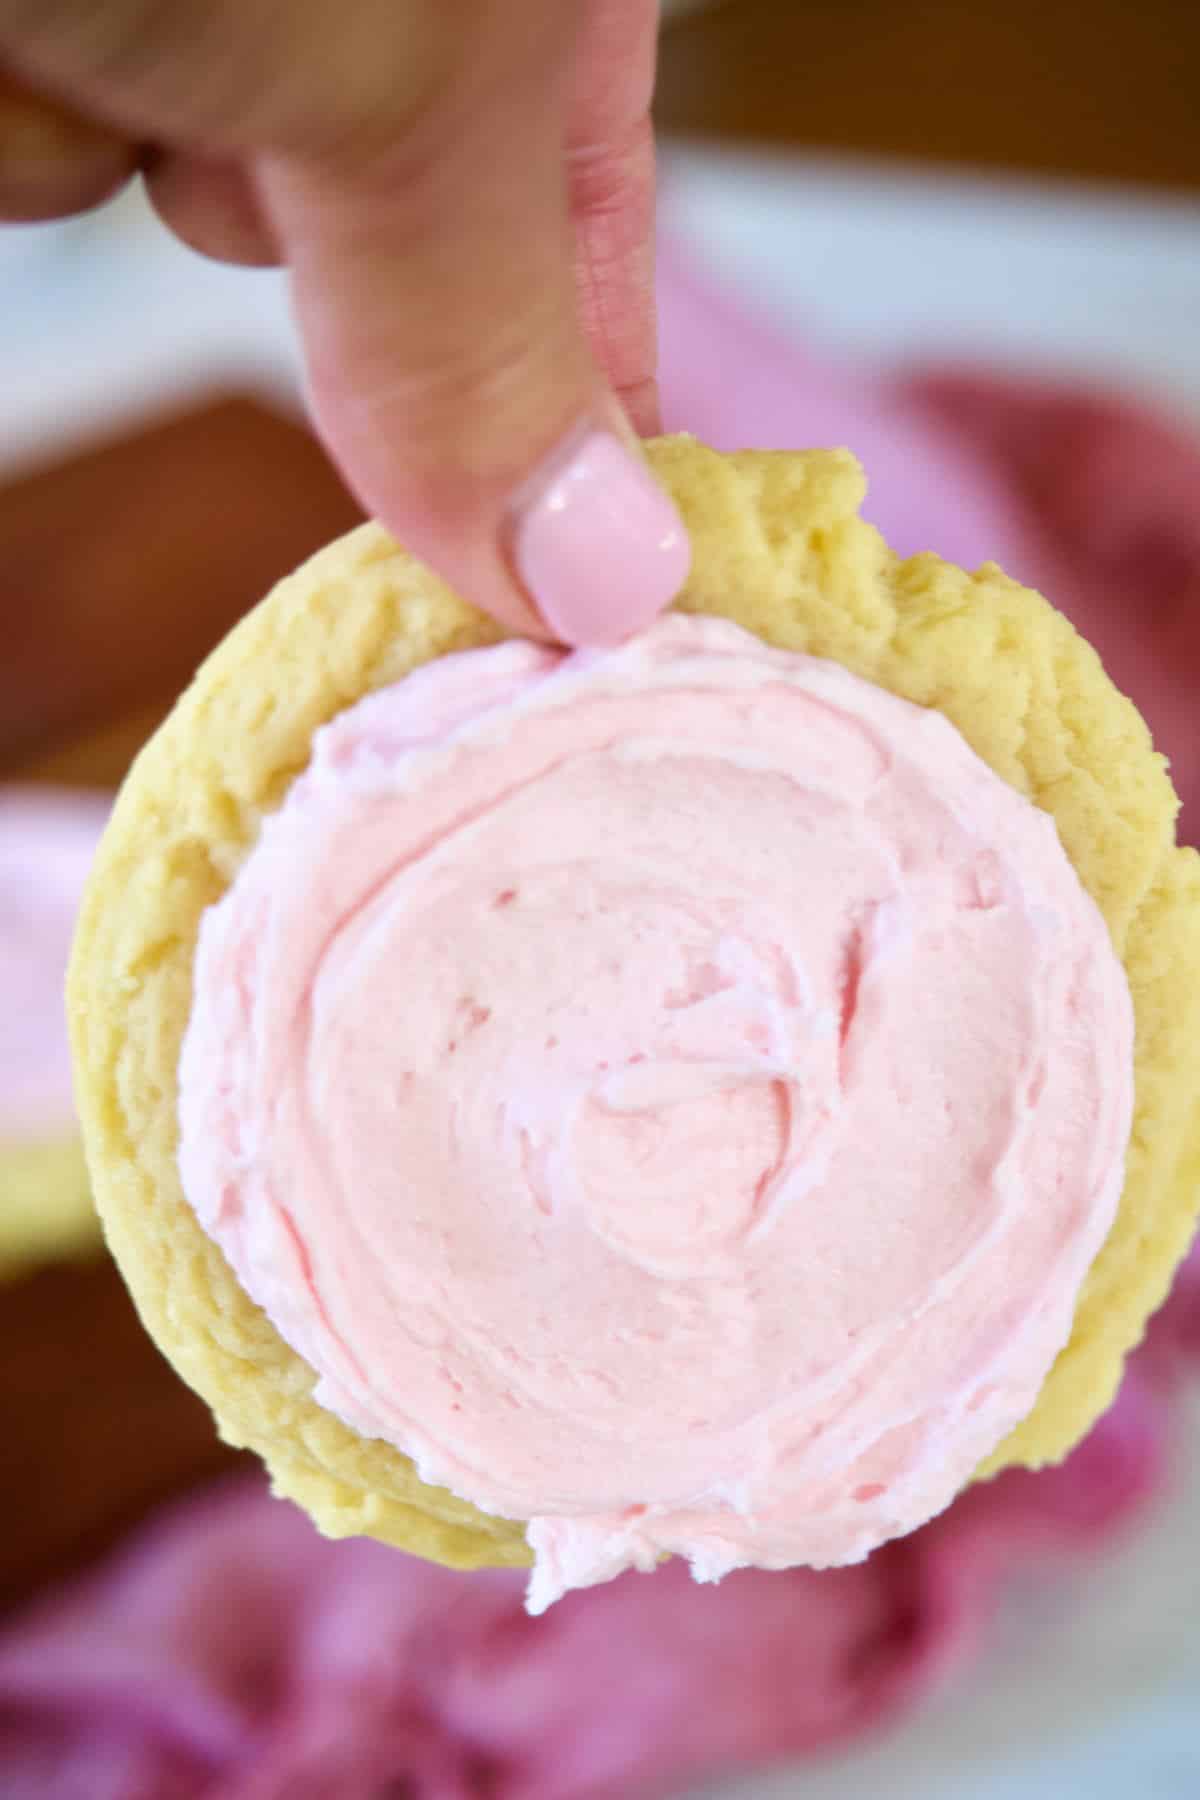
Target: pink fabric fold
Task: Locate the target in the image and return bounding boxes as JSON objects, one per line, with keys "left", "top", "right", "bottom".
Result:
{"left": 657, "top": 243, "right": 1200, "bottom": 835}
{"left": 2, "top": 1258, "right": 1194, "bottom": 1800}
{"left": 2, "top": 238, "right": 1197, "bottom": 1799}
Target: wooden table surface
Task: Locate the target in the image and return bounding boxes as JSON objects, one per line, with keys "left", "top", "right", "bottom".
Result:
{"left": 4, "top": 0, "right": 1198, "bottom": 1614}
{"left": 658, "top": 0, "right": 1200, "bottom": 191}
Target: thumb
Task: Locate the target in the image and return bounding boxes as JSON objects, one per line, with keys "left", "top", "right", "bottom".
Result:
{"left": 257, "top": 2, "right": 688, "bottom": 644}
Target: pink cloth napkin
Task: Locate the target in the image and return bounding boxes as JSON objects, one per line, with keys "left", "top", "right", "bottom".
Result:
{"left": 2, "top": 242, "right": 1197, "bottom": 1800}
{"left": 1, "top": 1261, "right": 1195, "bottom": 1800}
{"left": 657, "top": 243, "right": 1200, "bottom": 834}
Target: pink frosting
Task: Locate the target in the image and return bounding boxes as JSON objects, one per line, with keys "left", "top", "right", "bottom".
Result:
{"left": 0, "top": 787, "right": 110, "bottom": 1140}
{"left": 178, "top": 615, "right": 1132, "bottom": 1610}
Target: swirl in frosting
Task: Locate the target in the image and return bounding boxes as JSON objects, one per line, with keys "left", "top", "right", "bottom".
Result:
{"left": 178, "top": 616, "right": 1133, "bottom": 1610}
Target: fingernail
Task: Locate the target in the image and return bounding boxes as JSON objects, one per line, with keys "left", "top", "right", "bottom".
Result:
{"left": 510, "top": 427, "right": 691, "bottom": 646}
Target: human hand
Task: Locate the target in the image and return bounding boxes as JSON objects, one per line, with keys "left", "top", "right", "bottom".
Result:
{"left": 0, "top": 0, "right": 689, "bottom": 643}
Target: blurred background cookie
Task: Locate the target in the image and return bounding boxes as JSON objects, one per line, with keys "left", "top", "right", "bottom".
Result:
{"left": 0, "top": 786, "right": 111, "bottom": 1280}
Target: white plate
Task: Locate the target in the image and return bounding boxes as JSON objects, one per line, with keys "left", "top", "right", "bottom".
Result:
{"left": 662, "top": 145, "right": 1200, "bottom": 429}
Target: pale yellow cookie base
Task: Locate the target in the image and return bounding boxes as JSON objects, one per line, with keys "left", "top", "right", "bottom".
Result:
{"left": 68, "top": 439, "right": 1200, "bottom": 1568}
{"left": 0, "top": 1133, "right": 101, "bottom": 1281}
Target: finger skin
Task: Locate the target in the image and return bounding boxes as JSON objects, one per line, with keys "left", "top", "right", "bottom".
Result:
{"left": 0, "top": 0, "right": 684, "bottom": 639}
{"left": 144, "top": 151, "right": 277, "bottom": 266}
{"left": 0, "top": 69, "right": 136, "bottom": 220}
{"left": 568, "top": 0, "right": 662, "bottom": 434}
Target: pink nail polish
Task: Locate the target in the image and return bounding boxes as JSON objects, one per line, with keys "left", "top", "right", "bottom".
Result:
{"left": 511, "top": 429, "right": 691, "bottom": 646}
